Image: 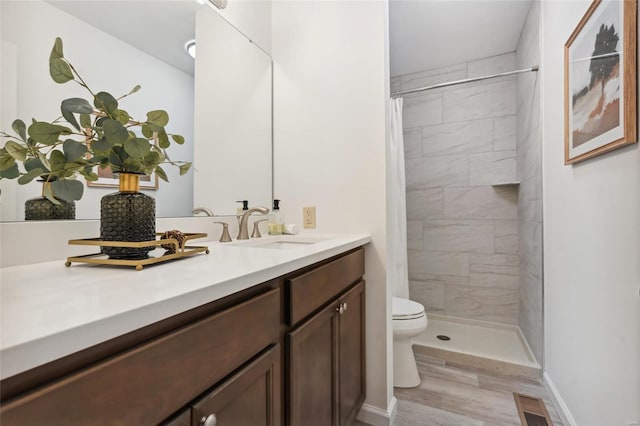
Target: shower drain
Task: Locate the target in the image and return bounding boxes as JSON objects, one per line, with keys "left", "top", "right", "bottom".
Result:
{"left": 436, "top": 335, "right": 451, "bottom": 341}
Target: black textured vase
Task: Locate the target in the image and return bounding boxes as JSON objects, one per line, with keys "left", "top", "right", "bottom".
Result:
{"left": 25, "top": 196, "right": 75, "bottom": 220}
{"left": 100, "top": 174, "right": 156, "bottom": 260}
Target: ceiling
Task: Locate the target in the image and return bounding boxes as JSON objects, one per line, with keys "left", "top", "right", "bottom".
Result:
{"left": 389, "top": 0, "right": 532, "bottom": 77}
{"left": 47, "top": 0, "right": 201, "bottom": 76}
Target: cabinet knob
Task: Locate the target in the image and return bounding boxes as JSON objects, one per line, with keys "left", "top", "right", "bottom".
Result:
{"left": 201, "top": 414, "right": 217, "bottom": 426}
{"left": 336, "top": 304, "right": 344, "bottom": 315}
{"left": 342, "top": 302, "right": 348, "bottom": 312}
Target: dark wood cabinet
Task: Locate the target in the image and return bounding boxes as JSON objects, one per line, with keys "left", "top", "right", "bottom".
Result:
{"left": 287, "top": 278, "right": 365, "bottom": 426}
{"left": 192, "top": 344, "right": 281, "bottom": 426}
{"left": 0, "top": 248, "right": 366, "bottom": 426}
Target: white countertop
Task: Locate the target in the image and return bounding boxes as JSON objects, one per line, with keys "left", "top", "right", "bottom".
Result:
{"left": 0, "top": 233, "right": 370, "bottom": 380}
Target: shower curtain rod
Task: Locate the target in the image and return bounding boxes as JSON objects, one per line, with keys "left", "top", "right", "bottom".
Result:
{"left": 390, "top": 66, "right": 539, "bottom": 98}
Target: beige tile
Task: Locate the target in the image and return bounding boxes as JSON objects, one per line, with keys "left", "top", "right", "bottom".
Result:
{"left": 444, "top": 186, "right": 518, "bottom": 220}
{"left": 406, "top": 220, "right": 423, "bottom": 250}
{"left": 469, "top": 151, "right": 516, "bottom": 186}
{"left": 469, "top": 253, "right": 519, "bottom": 289}
{"left": 408, "top": 250, "right": 469, "bottom": 279}
{"left": 422, "top": 119, "right": 493, "bottom": 156}
{"left": 406, "top": 155, "right": 468, "bottom": 189}
{"left": 495, "top": 220, "right": 518, "bottom": 255}
{"left": 442, "top": 79, "right": 516, "bottom": 123}
{"left": 406, "top": 188, "right": 444, "bottom": 220}
{"left": 423, "top": 220, "right": 494, "bottom": 254}
{"left": 403, "top": 127, "right": 422, "bottom": 159}
{"left": 410, "top": 279, "right": 445, "bottom": 313}
{"left": 445, "top": 285, "right": 519, "bottom": 325}
{"left": 494, "top": 115, "right": 517, "bottom": 151}
{"left": 403, "top": 92, "right": 443, "bottom": 128}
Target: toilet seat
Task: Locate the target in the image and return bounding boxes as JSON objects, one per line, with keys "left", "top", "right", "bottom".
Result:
{"left": 392, "top": 297, "right": 425, "bottom": 320}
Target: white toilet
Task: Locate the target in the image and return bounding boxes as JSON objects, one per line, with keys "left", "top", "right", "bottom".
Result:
{"left": 392, "top": 297, "right": 428, "bottom": 388}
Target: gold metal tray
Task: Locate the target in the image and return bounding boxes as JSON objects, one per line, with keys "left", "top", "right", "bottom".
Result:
{"left": 65, "top": 233, "right": 210, "bottom": 271}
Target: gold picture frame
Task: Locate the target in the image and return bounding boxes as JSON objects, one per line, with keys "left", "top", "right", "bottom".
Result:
{"left": 564, "top": 0, "right": 637, "bottom": 164}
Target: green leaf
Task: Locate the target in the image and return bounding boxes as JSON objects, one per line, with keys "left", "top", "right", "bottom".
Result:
{"left": 128, "top": 85, "right": 141, "bottom": 95}
{"left": 141, "top": 124, "right": 154, "bottom": 139}
{"left": 51, "top": 179, "right": 83, "bottom": 202}
{"left": 157, "top": 128, "right": 170, "bottom": 149}
{"left": 61, "top": 98, "right": 93, "bottom": 131}
{"left": 28, "top": 122, "right": 71, "bottom": 145}
{"left": 91, "top": 136, "right": 113, "bottom": 153}
{"left": 155, "top": 165, "right": 168, "bottom": 182}
{"left": 94, "top": 92, "right": 118, "bottom": 115}
{"left": 24, "top": 158, "right": 49, "bottom": 173}
{"left": 102, "top": 119, "right": 129, "bottom": 145}
{"left": 37, "top": 152, "right": 51, "bottom": 172}
{"left": 179, "top": 162, "right": 192, "bottom": 176}
{"left": 109, "top": 146, "right": 127, "bottom": 170}
{"left": 63, "top": 139, "right": 87, "bottom": 161}
{"left": 171, "top": 134, "right": 185, "bottom": 145}
{"left": 124, "top": 138, "right": 151, "bottom": 158}
{"left": 50, "top": 37, "right": 64, "bottom": 61}
{"left": 146, "top": 110, "right": 169, "bottom": 127}
{"left": 48, "top": 150, "right": 66, "bottom": 173}
{"left": 49, "top": 58, "right": 74, "bottom": 84}
{"left": 123, "top": 158, "right": 143, "bottom": 172}
{"left": 0, "top": 155, "right": 16, "bottom": 171}
{"left": 0, "top": 163, "right": 19, "bottom": 179}
{"left": 5, "top": 140, "right": 27, "bottom": 161}
{"left": 17, "top": 168, "right": 44, "bottom": 185}
{"left": 80, "top": 113, "right": 92, "bottom": 129}
{"left": 116, "top": 110, "right": 130, "bottom": 125}
{"left": 82, "top": 168, "right": 99, "bottom": 181}
{"left": 12, "top": 119, "right": 27, "bottom": 141}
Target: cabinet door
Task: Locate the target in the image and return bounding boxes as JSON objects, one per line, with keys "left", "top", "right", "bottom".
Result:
{"left": 338, "top": 281, "right": 366, "bottom": 426}
{"left": 287, "top": 301, "right": 339, "bottom": 426}
{"left": 192, "top": 344, "right": 281, "bottom": 426}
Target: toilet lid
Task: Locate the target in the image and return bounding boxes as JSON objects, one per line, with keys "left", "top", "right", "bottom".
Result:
{"left": 392, "top": 297, "right": 425, "bottom": 320}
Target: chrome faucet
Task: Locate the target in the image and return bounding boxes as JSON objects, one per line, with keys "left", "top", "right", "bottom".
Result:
{"left": 192, "top": 207, "right": 214, "bottom": 217}
{"left": 237, "top": 206, "right": 269, "bottom": 240}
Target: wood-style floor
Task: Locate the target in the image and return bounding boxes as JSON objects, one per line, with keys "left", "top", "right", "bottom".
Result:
{"left": 356, "top": 352, "right": 564, "bottom": 426}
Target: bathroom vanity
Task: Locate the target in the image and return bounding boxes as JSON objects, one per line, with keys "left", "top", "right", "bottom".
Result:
{"left": 0, "top": 235, "right": 369, "bottom": 426}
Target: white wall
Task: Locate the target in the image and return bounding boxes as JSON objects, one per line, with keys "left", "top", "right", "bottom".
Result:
{"left": 0, "top": 0, "right": 194, "bottom": 220}
{"left": 541, "top": 1, "right": 640, "bottom": 425}
{"left": 271, "top": 0, "right": 392, "bottom": 420}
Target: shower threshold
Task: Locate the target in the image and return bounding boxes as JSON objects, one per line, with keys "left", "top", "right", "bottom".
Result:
{"left": 412, "top": 314, "right": 541, "bottom": 379}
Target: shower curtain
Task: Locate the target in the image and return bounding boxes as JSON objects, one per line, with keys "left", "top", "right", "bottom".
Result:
{"left": 388, "top": 98, "right": 410, "bottom": 299}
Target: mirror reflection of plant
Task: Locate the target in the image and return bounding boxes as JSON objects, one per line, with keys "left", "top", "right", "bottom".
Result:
{"left": 0, "top": 37, "right": 192, "bottom": 204}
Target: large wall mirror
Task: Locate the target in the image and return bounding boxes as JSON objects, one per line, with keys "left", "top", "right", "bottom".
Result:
{"left": 0, "top": 0, "right": 272, "bottom": 221}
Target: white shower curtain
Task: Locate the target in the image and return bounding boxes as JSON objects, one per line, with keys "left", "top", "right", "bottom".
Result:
{"left": 388, "top": 98, "right": 410, "bottom": 299}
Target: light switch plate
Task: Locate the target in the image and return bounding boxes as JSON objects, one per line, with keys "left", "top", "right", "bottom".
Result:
{"left": 303, "top": 206, "right": 316, "bottom": 229}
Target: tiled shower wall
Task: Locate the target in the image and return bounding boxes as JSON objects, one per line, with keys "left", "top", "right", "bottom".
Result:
{"left": 516, "top": 1, "right": 543, "bottom": 364}
{"left": 393, "top": 53, "right": 520, "bottom": 325}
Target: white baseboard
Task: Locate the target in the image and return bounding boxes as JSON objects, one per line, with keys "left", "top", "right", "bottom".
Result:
{"left": 543, "top": 371, "right": 577, "bottom": 426}
{"left": 357, "top": 397, "right": 397, "bottom": 426}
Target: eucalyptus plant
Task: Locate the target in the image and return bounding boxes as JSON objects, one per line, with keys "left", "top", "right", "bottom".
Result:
{"left": 0, "top": 37, "right": 192, "bottom": 204}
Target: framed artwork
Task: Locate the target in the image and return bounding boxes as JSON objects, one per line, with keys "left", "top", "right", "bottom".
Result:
{"left": 564, "top": 0, "right": 637, "bottom": 164}
{"left": 87, "top": 166, "right": 159, "bottom": 190}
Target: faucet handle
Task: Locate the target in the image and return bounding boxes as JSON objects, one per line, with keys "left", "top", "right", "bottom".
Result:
{"left": 213, "top": 221, "right": 232, "bottom": 243}
{"left": 251, "top": 219, "right": 269, "bottom": 238}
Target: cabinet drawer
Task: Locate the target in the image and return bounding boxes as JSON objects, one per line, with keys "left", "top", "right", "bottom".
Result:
{"left": 287, "top": 248, "right": 364, "bottom": 326}
{"left": 192, "top": 344, "right": 281, "bottom": 426}
{"left": 0, "top": 289, "right": 280, "bottom": 426}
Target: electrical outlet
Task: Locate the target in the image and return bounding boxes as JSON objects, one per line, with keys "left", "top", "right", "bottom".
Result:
{"left": 303, "top": 206, "right": 316, "bottom": 229}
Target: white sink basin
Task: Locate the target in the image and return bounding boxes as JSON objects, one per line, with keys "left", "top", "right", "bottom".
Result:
{"left": 229, "top": 236, "right": 326, "bottom": 249}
